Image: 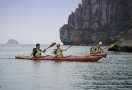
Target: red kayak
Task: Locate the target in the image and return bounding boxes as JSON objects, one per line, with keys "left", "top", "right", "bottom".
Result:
{"left": 91, "top": 53, "right": 107, "bottom": 58}
{"left": 15, "top": 55, "right": 102, "bottom": 62}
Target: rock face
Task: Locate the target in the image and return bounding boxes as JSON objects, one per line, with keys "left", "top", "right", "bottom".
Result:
{"left": 6, "top": 39, "right": 19, "bottom": 44}
{"left": 60, "top": 28, "right": 129, "bottom": 45}
{"left": 111, "top": 29, "right": 132, "bottom": 52}
{"left": 108, "top": 34, "right": 132, "bottom": 52}
{"left": 60, "top": 0, "right": 132, "bottom": 45}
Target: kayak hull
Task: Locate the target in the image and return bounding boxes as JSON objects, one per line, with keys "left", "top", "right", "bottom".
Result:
{"left": 15, "top": 55, "right": 102, "bottom": 62}
{"left": 91, "top": 53, "right": 107, "bottom": 58}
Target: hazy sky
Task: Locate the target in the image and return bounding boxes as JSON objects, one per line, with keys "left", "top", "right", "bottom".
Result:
{"left": 0, "top": 0, "right": 81, "bottom": 44}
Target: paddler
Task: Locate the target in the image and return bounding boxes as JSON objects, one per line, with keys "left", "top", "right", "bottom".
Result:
{"left": 90, "top": 44, "right": 95, "bottom": 54}
{"left": 95, "top": 44, "right": 103, "bottom": 53}
{"left": 30, "top": 43, "right": 46, "bottom": 57}
{"left": 84, "top": 44, "right": 95, "bottom": 57}
{"left": 52, "top": 44, "right": 66, "bottom": 58}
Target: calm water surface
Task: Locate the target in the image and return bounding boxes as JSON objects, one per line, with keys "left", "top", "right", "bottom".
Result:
{"left": 0, "top": 44, "right": 132, "bottom": 90}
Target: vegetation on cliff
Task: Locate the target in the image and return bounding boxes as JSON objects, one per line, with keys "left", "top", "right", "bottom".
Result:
{"left": 96, "top": 20, "right": 132, "bottom": 31}
{"left": 119, "top": 0, "right": 129, "bottom": 6}
{"left": 61, "top": 24, "right": 74, "bottom": 30}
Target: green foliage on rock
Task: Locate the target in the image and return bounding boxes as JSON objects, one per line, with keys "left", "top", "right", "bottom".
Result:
{"left": 97, "top": 23, "right": 117, "bottom": 31}
{"left": 61, "top": 21, "right": 132, "bottom": 31}
{"left": 61, "top": 24, "right": 74, "bottom": 30}
{"left": 119, "top": 0, "right": 128, "bottom": 6}
{"left": 97, "top": 21, "right": 132, "bottom": 31}
{"left": 117, "top": 21, "right": 132, "bottom": 29}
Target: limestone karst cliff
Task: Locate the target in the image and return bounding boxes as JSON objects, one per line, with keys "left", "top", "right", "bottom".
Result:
{"left": 60, "top": 0, "right": 132, "bottom": 45}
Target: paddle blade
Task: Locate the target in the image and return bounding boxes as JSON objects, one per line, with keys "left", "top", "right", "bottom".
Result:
{"left": 50, "top": 42, "right": 56, "bottom": 47}
{"left": 99, "top": 41, "right": 102, "bottom": 45}
{"left": 108, "top": 44, "right": 114, "bottom": 48}
{"left": 85, "top": 52, "right": 90, "bottom": 57}
{"left": 74, "top": 38, "right": 82, "bottom": 45}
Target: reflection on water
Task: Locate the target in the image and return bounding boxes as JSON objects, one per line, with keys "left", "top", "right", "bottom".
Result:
{"left": 0, "top": 44, "right": 132, "bottom": 90}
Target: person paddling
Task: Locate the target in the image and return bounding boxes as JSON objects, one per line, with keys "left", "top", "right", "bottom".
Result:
{"left": 30, "top": 43, "right": 46, "bottom": 57}
{"left": 95, "top": 44, "right": 103, "bottom": 53}
{"left": 52, "top": 44, "right": 66, "bottom": 58}
{"left": 90, "top": 44, "right": 95, "bottom": 54}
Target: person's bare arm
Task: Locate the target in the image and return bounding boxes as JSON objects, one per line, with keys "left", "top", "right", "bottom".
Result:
{"left": 43, "top": 49, "right": 46, "bottom": 52}
{"left": 52, "top": 50, "right": 57, "bottom": 56}
{"left": 61, "top": 49, "right": 67, "bottom": 52}
{"left": 30, "top": 51, "right": 33, "bottom": 56}
{"left": 39, "top": 49, "right": 46, "bottom": 53}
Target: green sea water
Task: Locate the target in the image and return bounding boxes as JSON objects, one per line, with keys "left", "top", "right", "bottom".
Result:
{"left": 0, "top": 44, "right": 132, "bottom": 90}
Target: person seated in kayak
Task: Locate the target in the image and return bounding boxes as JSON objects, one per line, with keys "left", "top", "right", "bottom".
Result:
{"left": 90, "top": 44, "right": 95, "bottom": 54}
{"left": 95, "top": 44, "right": 103, "bottom": 53}
{"left": 52, "top": 44, "right": 66, "bottom": 58}
{"left": 85, "top": 44, "right": 95, "bottom": 57}
{"left": 30, "top": 43, "right": 46, "bottom": 57}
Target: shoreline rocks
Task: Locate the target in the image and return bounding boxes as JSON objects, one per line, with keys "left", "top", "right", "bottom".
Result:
{"left": 108, "top": 29, "right": 132, "bottom": 52}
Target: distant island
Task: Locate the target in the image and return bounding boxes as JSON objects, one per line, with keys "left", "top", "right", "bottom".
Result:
{"left": 6, "top": 39, "right": 19, "bottom": 44}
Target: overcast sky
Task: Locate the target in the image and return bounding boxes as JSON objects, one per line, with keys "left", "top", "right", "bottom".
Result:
{"left": 0, "top": 0, "right": 81, "bottom": 44}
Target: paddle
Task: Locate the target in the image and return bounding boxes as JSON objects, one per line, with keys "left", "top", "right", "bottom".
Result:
{"left": 65, "top": 38, "right": 82, "bottom": 51}
{"left": 95, "top": 41, "right": 108, "bottom": 53}
{"left": 52, "top": 38, "right": 82, "bottom": 60}
{"left": 99, "top": 41, "right": 109, "bottom": 50}
{"left": 85, "top": 41, "right": 104, "bottom": 56}
{"left": 30, "top": 42, "right": 56, "bottom": 60}
{"left": 44, "top": 42, "right": 56, "bottom": 52}
{"left": 99, "top": 41, "right": 102, "bottom": 45}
